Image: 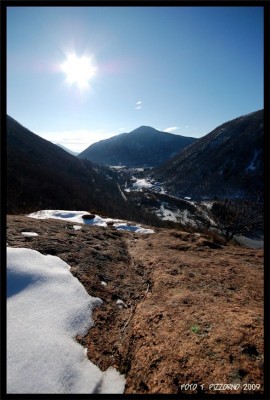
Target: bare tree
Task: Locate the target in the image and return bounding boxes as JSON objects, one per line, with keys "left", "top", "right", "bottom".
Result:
{"left": 210, "top": 199, "right": 263, "bottom": 242}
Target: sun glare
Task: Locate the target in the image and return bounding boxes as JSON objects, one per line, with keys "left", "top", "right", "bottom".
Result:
{"left": 60, "top": 53, "right": 97, "bottom": 90}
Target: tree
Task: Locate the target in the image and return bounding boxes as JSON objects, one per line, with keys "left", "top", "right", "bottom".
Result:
{"left": 210, "top": 199, "right": 263, "bottom": 242}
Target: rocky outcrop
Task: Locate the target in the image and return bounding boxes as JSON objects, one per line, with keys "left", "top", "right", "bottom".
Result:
{"left": 7, "top": 215, "right": 264, "bottom": 394}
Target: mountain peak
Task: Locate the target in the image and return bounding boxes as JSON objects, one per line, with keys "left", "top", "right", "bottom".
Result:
{"left": 130, "top": 126, "right": 157, "bottom": 134}
{"left": 79, "top": 126, "right": 197, "bottom": 167}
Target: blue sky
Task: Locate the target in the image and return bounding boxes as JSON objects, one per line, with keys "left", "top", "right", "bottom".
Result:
{"left": 7, "top": 6, "right": 264, "bottom": 152}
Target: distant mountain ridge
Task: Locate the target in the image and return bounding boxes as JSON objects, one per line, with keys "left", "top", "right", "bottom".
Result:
{"left": 153, "top": 110, "right": 264, "bottom": 200}
{"left": 6, "top": 115, "right": 160, "bottom": 225}
{"left": 7, "top": 115, "right": 111, "bottom": 213}
{"left": 55, "top": 143, "right": 79, "bottom": 156}
{"left": 78, "top": 126, "right": 197, "bottom": 167}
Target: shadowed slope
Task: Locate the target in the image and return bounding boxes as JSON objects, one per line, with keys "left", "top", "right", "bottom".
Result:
{"left": 153, "top": 110, "right": 264, "bottom": 200}
{"left": 78, "top": 126, "right": 197, "bottom": 167}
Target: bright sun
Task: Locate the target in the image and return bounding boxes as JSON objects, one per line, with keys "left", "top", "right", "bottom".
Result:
{"left": 60, "top": 53, "right": 97, "bottom": 90}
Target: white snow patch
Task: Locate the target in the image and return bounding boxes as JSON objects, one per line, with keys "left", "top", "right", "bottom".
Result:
{"left": 28, "top": 210, "right": 88, "bottom": 223}
{"left": 181, "top": 209, "right": 196, "bottom": 226}
{"left": 134, "top": 168, "right": 145, "bottom": 172}
{"left": 116, "top": 299, "right": 127, "bottom": 309}
{"left": 7, "top": 247, "right": 125, "bottom": 394}
{"left": 158, "top": 207, "right": 196, "bottom": 227}
{"left": 135, "top": 227, "right": 155, "bottom": 234}
{"left": 133, "top": 178, "right": 153, "bottom": 189}
{"left": 157, "top": 204, "right": 178, "bottom": 222}
{"left": 73, "top": 225, "right": 82, "bottom": 230}
{"left": 201, "top": 201, "right": 214, "bottom": 210}
{"left": 159, "top": 186, "right": 166, "bottom": 194}
{"left": 246, "top": 150, "right": 260, "bottom": 172}
{"left": 101, "top": 281, "right": 107, "bottom": 287}
{"left": 109, "top": 165, "right": 126, "bottom": 170}
{"left": 118, "top": 184, "right": 128, "bottom": 201}
{"left": 113, "top": 223, "right": 154, "bottom": 234}
{"left": 21, "top": 232, "right": 39, "bottom": 237}
{"left": 28, "top": 210, "right": 154, "bottom": 235}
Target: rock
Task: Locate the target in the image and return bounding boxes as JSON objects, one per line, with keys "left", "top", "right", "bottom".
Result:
{"left": 82, "top": 214, "right": 96, "bottom": 220}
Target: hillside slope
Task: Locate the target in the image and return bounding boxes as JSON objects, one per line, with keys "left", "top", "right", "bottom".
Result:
{"left": 78, "top": 126, "right": 197, "bottom": 167}
{"left": 6, "top": 116, "right": 158, "bottom": 223}
{"left": 153, "top": 110, "right": 264, "bottom": 200}
{"left": 7, "top": 215, "right": 264, "bottom": 394}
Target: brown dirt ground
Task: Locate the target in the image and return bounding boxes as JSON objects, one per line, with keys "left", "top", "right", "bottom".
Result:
{"left": 6, "top": 215, "right": 264, "bottom": 394}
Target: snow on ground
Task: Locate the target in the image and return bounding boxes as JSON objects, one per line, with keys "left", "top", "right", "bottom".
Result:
{"left": 28, "top": 210, "right": 108, "bottom": 226}
{"left": 117, "top": 184, "right": 128, "bottom": 201}
{"left": 193, "top": 202, "right": 217, "bottom": 226}
{"left": 201, "top": 201, "right": 214, "bottom": 209}
{"left": 159, "top": 186, "right": 166, "bottom": 194}
{"left": 156, "top": 204, "right": 178, "bottom": 222}
{"left": 132, "top": 178, "right": 153, "bottom": 190}
{"left": 181, "top": 209, "right": 197, "bottom": 226}
{"left": 73, "top": 225, "right": 82, "bottom": 230}
{"left": 156, "top": 203, "right": 196, "bottom": 226}
{"left": 21, "top": 232, "right": 39, "bottom": 237}
{"left": 7, "top": 247, "right": 125, "bottom": 394}
{"left": 234, "top": 235, "right": 264, "bottom": 249}
{"left": 113, "top": 223, "right": 154, "bottom": 234}
{"left": 154, "top": 199, "right": 218, "bottom": 228}
{"left": 28, "top": 210, "right": 154, "bottom": 234}
{"left": 246, "top": 150, "right": 260, "bottom": 172}
{"left": 109, "top": 165, "right": 126, "bottom": 170}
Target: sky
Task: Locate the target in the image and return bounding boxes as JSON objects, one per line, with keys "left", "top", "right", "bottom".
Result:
{"left": 7, "top": 6, "right": 264, "bottom": 153}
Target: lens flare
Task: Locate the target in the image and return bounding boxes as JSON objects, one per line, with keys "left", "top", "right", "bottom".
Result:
{"left": 60, "top": 53, "right": 97, "bottom": 90}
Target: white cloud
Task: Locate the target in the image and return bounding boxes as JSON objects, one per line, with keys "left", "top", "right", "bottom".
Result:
{"left": 185, "top": 125, "right": 189, "bottom": 128}
{"left": 164, "top": 126, "right": 179, "bottom": 133}
{"left": 135, "top": 101, "right": 143, "bottom": 109}
{"left": 35, "top": 129, "right": 119, "bottom": 153}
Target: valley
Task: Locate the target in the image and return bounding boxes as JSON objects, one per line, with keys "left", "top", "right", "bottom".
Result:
{"left": 5, "top": 109, "right": 265, "bottom": 394}
{"left": 103, "top": 165, "right": 263, "bottom": 247}
{"left": 5, "top": 4, "right": 266, "bottom": 396}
